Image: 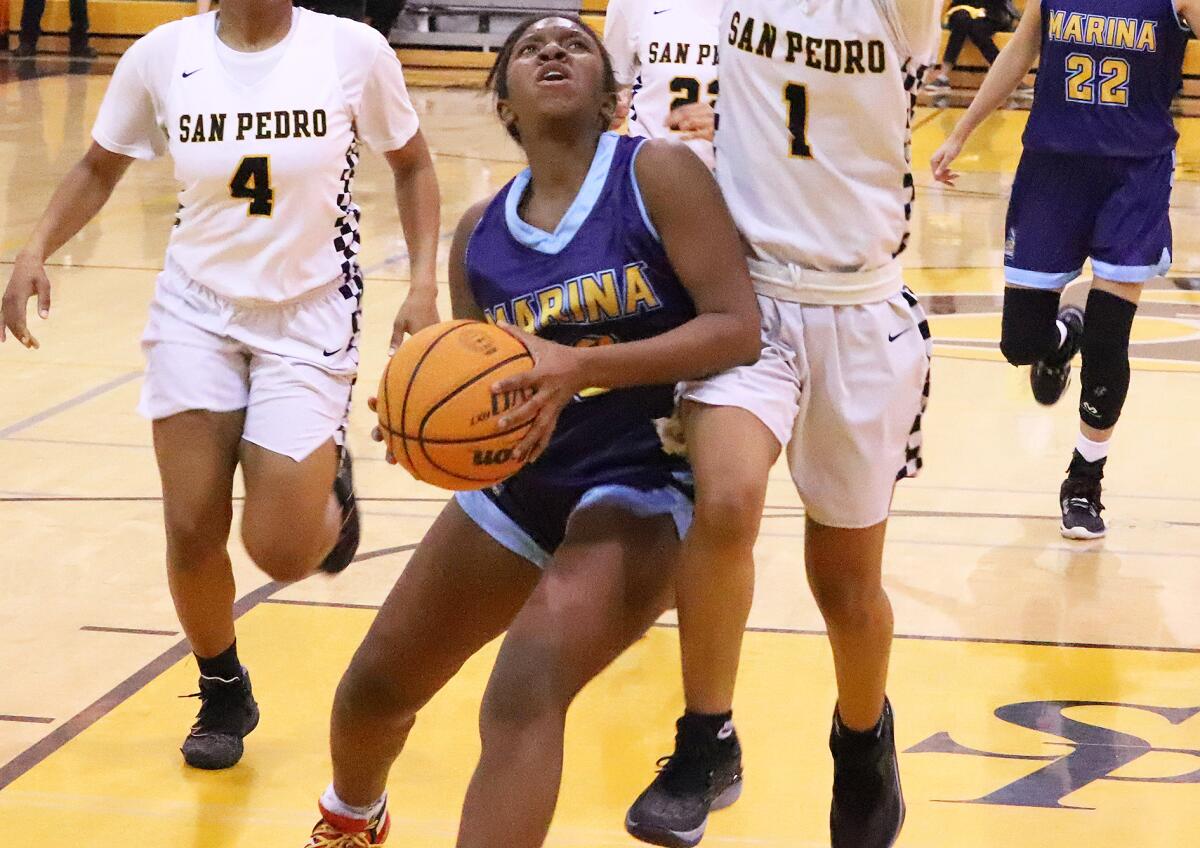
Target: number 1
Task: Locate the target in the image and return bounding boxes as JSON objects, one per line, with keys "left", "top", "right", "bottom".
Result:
{"left": 783, "top": 83, "right": 813, "bottom": 159}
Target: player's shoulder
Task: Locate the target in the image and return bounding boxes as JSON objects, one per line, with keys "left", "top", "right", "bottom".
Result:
{"left": 632, "top": 138, "right": 714, "bottom": 204}
{"left": 303, "top": 7, "right": 394, "bottom": 56}
{"left": 124, "top": 13, "right": 192, "bottom": 62}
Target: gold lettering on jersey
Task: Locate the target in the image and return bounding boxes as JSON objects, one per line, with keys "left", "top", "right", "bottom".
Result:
{"left": 178, "top": 110, "right": 329, "bottom": 143}
{"left": 729, "top": 10, "right": 886, "bottom": 75}
{"left": 1046, "top": 10, "right": 1158, "bottom": 52}
{"left": 484, "top": 263, "right": 663, "bottom": 334}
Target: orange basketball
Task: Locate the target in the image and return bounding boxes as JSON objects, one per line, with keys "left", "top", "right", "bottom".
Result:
{"left": 376, "top": 320, "right": 536, "bottom": 490}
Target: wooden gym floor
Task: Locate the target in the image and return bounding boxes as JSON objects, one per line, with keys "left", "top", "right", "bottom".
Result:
{"left": 1, "top": 56, "right": 1199, "bottom": 847}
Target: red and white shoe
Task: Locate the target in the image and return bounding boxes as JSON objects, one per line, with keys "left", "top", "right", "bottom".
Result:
{"left": 305, "top": 800, "right": 390, "bottom": 847}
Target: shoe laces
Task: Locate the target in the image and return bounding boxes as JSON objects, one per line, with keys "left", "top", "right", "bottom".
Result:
{"left": 1062, "top": 477, "right": 1103, "bottom": 513}
{"left": 180, "top": 679, "right": 243, "bottom": 735}
{"left": 306, "top": 822, "right": 374, "bottom": 848}
{"left": 654, "top": 731, "right": 720, "bottom": 796}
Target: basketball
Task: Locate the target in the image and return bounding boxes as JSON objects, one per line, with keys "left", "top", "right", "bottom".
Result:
{"left": 376, "top": 320, "right": 536, "bottom": 490}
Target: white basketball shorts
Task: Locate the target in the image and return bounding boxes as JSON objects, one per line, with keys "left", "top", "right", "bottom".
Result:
{"left": 137, "top": 259, "right": 361, "bottom": 462}
{"left": 679, "top": 289, "right": 931, "bottom": 529}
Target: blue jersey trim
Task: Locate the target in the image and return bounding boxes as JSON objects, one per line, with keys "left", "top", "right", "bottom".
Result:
{"left": 575, "top": 482, "right": 694, "bottom": 541}
{"left": 455, "top": 490, "right": 550, "bottom": 567}
{"left": 1093, "top": 248, "right": 1171, "bottom": 283}
{"left": 629, "top": 140, "right": 662, "bottom": 243}
{"left": 504, "top": 132, "right": 619, "bottom": 255}
{"left": 1003, "top": 266, "right": 1082, "bottom": 290}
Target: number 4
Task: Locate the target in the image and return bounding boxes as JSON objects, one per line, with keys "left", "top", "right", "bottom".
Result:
{"left": 230, "top": 155, "right": 274, "bottom": 216}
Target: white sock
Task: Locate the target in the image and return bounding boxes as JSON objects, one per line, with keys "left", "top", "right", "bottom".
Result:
{"left": 1056, "top": 320, "right": 1068, "bottom": 350}
{"left": 1076, "top": 433, "right": 1109, "bottom": 464}
{"left": 320, "top": 784, "right": 386, "bottom": 825}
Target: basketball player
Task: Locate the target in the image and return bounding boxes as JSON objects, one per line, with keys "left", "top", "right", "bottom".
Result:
{"left": 625, "top": 2, "right": 940, "bottom": 847}
{"left": 1, "top": 0, "right": 441, "bottom": 770}
{"left": 931, "top": 0, "right": 1195, "bottom": 539}
{"left": 303, "top": 15, "right": 761, "bottom": 847}
{"left": 604, "top": 0, "right": 723, "bottom": 167}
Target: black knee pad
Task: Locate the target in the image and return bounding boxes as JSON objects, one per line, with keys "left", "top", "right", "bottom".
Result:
{"left": 1000, "top": 287, "right": 1062, "bottom": 365}
{"left": 1079, "top": 288, "right": 1137, "bottom": 430}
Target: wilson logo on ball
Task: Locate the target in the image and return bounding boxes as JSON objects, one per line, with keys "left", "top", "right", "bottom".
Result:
{"left": 474, "top": 448, "right": 515, "bottom": 466}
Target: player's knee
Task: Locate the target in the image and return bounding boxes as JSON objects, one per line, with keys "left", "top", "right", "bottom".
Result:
{"left": 1079, "top": 289, "right": 1137, "bottom": 430}
{"left": 692, "top": 481, "right": 765, "bottom": 546}
{"left": 479, "top": 648, "right": 569, "bottom": 737}
{"left": 809, "top": 570, "right": 888, "bottom": 627}
{"left": 164, "top": 504, "right": 233, "bottom": 565}
{"left": 242, "top": 525, "right": 321, "bottom": 582}
{"left": 336, "top": 661, "right": 421, "bottom": 726}
{"left": 1000, "top": 287, "right": 1062, "bottom": 365}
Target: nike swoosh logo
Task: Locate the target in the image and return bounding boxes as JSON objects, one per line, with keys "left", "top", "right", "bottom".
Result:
{"left": 653, "top": 8, "right": 671, "bottom": 14}
{"left": 182, "top": 68, "right": 202, "bottom": 78}
{"left": 323, "top": 348, "right": 342, "bottom": 357}
{"left": 888, "top": 328, "right": 912, "bottom": 342}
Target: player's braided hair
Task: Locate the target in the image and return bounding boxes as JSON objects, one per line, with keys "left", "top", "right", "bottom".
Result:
{"left": 487, "top": 14, "right": 618, "bottom": 144}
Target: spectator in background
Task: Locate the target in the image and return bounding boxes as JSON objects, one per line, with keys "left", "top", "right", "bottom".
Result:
{"left": 16, "top": 0, "right": 96, "bottom": 58}
{"left": 927, "top": 1, "right": 1030, "bottom": 94}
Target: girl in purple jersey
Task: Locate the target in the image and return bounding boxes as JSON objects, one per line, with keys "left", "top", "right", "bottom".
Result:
{"left": 933, "top": 0, "right": 1195, "bottom": 539}
{"left": 302, "top": 15, "right": 759, "bottom": 848}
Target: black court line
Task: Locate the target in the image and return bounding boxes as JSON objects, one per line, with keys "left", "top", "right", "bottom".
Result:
{"left": 267, "top": 597, "right": 384, "bottom": 611}
{"left": 0, "top": 541, "right": 417, "bottom": 791}
{"left": 80, "top": 626, "right": 178, "bottom": 637}
{"left": 6, "top": 492, "right": 1200, "bottom": 529}
{"left": 259, "top": 594, "right": 1200, "bottom": 657}
{"left": 0, "top": 371, "right": 141, "bottom": 439}
{"left": 651, "top": 622, "right": 1200, "bottom": 656}
{"left": 0, "top": 579, "right": 280, "bottom": 791}
{"left": 0, "top": 716, "right": 55, "bottom": 725}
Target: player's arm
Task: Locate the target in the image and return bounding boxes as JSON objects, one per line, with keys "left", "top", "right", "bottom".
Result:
{"left": 2, "top": 143, "right": 133, "bottom": 347}
{"left": 447, "top": 199, "right": 489, "bottom": 322}
{"left": 493, "top": 141, "right": 760, "bottom": 460}
{"left": 1175, "top": 0, "right": 1198, "bottom": 31}
{"left": 931, "top": 1, "right": 1042, "bottom": 184}
{"left": 384, "top": 129, "right": 443, "bottom": 351}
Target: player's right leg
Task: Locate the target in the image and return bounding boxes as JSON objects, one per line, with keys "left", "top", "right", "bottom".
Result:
{"left": 307, "top": 499, "right": 540, "bottom": 846}
{"left": 627, "top": 298, "right": 794, "bottom": 848}
{"left": 999, "top": 149, "right": 1096, "bottom": 405}
{"left": 141, "top": 268, "right": 263, "bottom": 770}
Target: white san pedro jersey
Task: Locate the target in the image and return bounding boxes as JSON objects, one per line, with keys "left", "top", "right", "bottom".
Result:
{"left": 605, "top": 0, "right": 724, "bottom": 169}
{"left": 716, "top": 0, "right": 940, "bottom": 304}
{"left": 92, "top": 9, "right": 420, "bottom": 304}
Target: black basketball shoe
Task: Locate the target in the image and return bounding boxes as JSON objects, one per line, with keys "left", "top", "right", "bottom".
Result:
{"left": 181, "top": 667, "right": 260, "bottom": 770}
{"left": 625, "top": 715, "right": 743, "bottom": 848}
{"left": 319, "top": 447, "right": 360, "bottom": 575}
{"left": 1029, "top": 305, "right": 1084, "bottom": 405}
{"left": 1060, "top": 451, "right": 1106, "bottom": 540}
{"left": 830, "top": 699, "right": 905, "bottom": 848}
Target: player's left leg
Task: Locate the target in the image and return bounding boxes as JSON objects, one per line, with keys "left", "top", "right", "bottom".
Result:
{"left": 239, "top": 437, "right": 344, "bottom": 582}
{"left": 236, "top": 284, "right": 363, "bottom": 579}
{"left": 1060, "top": 151, "right": 1173, "bottom": 539}
{"left": 791, "top": 291, "right": 929, "bottom": 848}
{"left": 455, "top": 502, "right": 684, "bottom": 848}
{"left": 806, "top": 518, "right": 905, "bottom": 848}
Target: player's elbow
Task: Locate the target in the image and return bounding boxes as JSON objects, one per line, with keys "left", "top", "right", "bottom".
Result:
{"left": 727, "top": 311, "right": 762, "bottom": 367}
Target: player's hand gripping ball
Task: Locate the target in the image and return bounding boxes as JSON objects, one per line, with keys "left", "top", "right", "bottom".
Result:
{"left": 375, "top": 320, "right": 535, "bottom": 490}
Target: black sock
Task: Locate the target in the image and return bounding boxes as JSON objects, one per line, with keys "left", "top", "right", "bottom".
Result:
{"left": 683, "top": 710, "right": 735, "bottom": 741}
{"left": 196, "top": 640, "right": 241, "bottom": 681}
